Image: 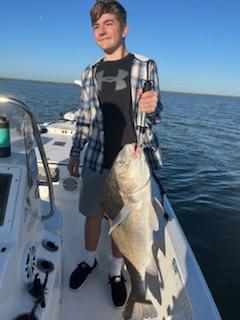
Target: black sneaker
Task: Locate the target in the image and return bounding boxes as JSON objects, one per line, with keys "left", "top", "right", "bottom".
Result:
{"left": 108, "top": 273, "right": 127, "bottom": 308}
{"left": 69, "top": 260, "right": 97, "bottom": 290}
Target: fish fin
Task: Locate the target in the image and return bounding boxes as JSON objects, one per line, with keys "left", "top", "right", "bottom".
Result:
{"left": 101, "top": 171, "right": 124, "bottom": 220}
{"left": 146, "top": 254, "right": 158, "bottom": 276}
{"left": 148, "top": 205, "right": 159, "bottom": 231}
{"left": 166, "top": 315, "right": 185, "bottom": 320}
{"left": 108, "top": 202, "right": 138, "bottom": 235}
{"left": 153, "top": 196, "right": 164, "bottom": 215}
{"left": 124, "top": 293, "right": 158, "bottom": 320}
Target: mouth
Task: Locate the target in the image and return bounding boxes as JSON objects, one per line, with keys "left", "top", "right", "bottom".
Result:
{"left": 99, "top": 37, "right": 111, "bottom": 42}
{"left": 131, "top": 144, "right": 142, "bottom": 158}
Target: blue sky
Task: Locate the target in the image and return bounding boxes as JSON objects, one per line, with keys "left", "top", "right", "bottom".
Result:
{"left": 0, "top": 0, "right": 239, "bottom": 96}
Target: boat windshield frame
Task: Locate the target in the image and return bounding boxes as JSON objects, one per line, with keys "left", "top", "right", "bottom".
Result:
{"left": 0, "top": 96, "right": 55, "bottom": 220}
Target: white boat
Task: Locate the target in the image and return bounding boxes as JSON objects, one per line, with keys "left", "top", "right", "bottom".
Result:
{"left": 0, "top": 96, "right": 222, "bottom": 320}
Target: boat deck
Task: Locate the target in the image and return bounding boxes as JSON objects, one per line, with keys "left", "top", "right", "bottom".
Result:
{"left": 37, "top": 129, "right": 221, "bottom": 320}
{"left": 39, "top": 162, "right": 185, "bottom": 320}
{"left": 60, "top": 196, "right": 128, "bottom": 320}
{"left": 0, "top": 99, "right": 222, "bottom": 320}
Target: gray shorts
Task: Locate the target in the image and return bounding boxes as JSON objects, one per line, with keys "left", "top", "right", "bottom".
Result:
{"left": 79, "top": 167, "right": 110, "bottom": 217}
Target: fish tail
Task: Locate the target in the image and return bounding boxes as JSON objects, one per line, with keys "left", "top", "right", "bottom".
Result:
{"left": 123, "top": 294, "right": 158, "bottom": 319}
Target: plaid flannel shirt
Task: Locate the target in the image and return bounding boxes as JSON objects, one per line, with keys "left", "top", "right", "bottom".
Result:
{"left": 70, "top": 53, "right": 163, "bottom": 172}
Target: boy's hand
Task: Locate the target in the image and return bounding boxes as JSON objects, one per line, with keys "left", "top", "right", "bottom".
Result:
{"left": 68, "top": 156, "right": 80, "bottom": 177}
{"left": 138, "top": 89, "right": 158, "bottom": 113}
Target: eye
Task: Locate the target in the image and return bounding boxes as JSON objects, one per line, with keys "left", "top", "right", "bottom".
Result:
{"left": 117, "top": 157, "right": 124, "bottom": 165}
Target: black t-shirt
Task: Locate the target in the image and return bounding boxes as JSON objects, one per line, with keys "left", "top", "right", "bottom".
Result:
{"left": 96, "top": 53, "right": 137, "bottom": 169}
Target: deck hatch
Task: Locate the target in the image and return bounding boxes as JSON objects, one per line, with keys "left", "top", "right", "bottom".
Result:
{"left": 53, "top": 141, "right": 66, "bottom": 146}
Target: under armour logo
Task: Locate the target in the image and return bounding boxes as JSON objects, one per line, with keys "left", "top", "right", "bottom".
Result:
{"left": 96, "top": 69, "right": 128, "bottom": 91}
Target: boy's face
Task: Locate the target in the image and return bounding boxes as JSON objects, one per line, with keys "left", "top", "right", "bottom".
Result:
{"left": 93, "top": 13, "right": 127, "bottom": 54}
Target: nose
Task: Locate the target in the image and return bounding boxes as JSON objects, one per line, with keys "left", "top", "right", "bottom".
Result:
{"left": 98, "top": 24, "right": 107, "bottom": 36}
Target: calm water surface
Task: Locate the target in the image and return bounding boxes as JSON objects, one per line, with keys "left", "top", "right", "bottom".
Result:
{"left": 1, "top": 78, "right": 240, "bottom": 319}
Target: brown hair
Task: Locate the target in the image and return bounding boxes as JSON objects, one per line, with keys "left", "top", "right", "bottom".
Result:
{"left": 90, "top": 1, "right": 127, "bottom": 26}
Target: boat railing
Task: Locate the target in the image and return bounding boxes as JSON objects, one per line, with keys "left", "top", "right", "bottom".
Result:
{"left": 0, "top": 96, "right": 55, "bottom": 220}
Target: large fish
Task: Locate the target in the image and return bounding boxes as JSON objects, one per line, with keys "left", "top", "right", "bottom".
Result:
{"left": 102, "top": 143, "right": 159, "bottom": 320}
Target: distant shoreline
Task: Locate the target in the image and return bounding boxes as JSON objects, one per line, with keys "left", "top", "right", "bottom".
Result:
{"left": 0, "top": 77, "right": 71, "bottom": 86}
{"left": 0, "top": 77, "right": 239, "bottom": 99}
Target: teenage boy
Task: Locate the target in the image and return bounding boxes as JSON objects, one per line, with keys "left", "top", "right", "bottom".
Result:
{"left": 68, "top": 0, "right": 163, "bottom": 308}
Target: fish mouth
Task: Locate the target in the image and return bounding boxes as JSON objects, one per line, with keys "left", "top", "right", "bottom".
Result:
{"left": 132, "top": 143, "right": 142, "bottom": 158}
{"left": 118, "top": 143, "right": 142, "bottom": 163}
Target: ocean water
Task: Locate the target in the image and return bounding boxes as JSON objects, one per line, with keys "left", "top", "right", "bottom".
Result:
{"left": 0, "top": 78, "right": 240, "bottom": 319}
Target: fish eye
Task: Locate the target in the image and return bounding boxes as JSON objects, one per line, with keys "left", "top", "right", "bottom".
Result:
{"left": 117, "top": 157, "right": 124, "bottom": 165}
{"left": 118, "top": 159, "right": 123, "bottom": 165}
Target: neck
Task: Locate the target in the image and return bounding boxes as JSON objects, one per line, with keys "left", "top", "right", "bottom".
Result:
{"left": 104, "top": 45, "right": 128, "bottom": 61}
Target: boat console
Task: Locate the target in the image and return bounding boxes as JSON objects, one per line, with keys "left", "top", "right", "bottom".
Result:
{"left": 0, "top": 97, "right": 62, "bottom": 320}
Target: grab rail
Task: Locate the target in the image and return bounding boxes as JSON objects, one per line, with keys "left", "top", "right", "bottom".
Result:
{"left": 0, "top": 96, "right": 55, "bottom": 220}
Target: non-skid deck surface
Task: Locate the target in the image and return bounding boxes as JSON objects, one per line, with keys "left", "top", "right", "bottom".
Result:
{"left": 51, "top": 174, "right": 182, "bottom": 320}
{"left": 59, "top": 197, "right": 129, "bottom": 320}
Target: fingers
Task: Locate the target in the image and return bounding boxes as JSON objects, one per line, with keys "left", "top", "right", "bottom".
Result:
{"left": 137, "top": 89, "right": 157, "bottom": 99}
{"left": 71, "top": 166, "right": 80, "bottom": 177}
{"left": 138, "top": 89, "right": 158, "bottom": 113}
{"left": 68, "top": 157, "right": 80, "bottom": 177}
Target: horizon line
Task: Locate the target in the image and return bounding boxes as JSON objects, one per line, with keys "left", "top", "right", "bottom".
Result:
{"left": 0, "top": 76, "right": 239, "bottom": 99}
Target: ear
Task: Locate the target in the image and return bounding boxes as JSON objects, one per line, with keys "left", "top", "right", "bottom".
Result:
{"left": 122, "top": 24, "right": 128, "bottom": 39}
